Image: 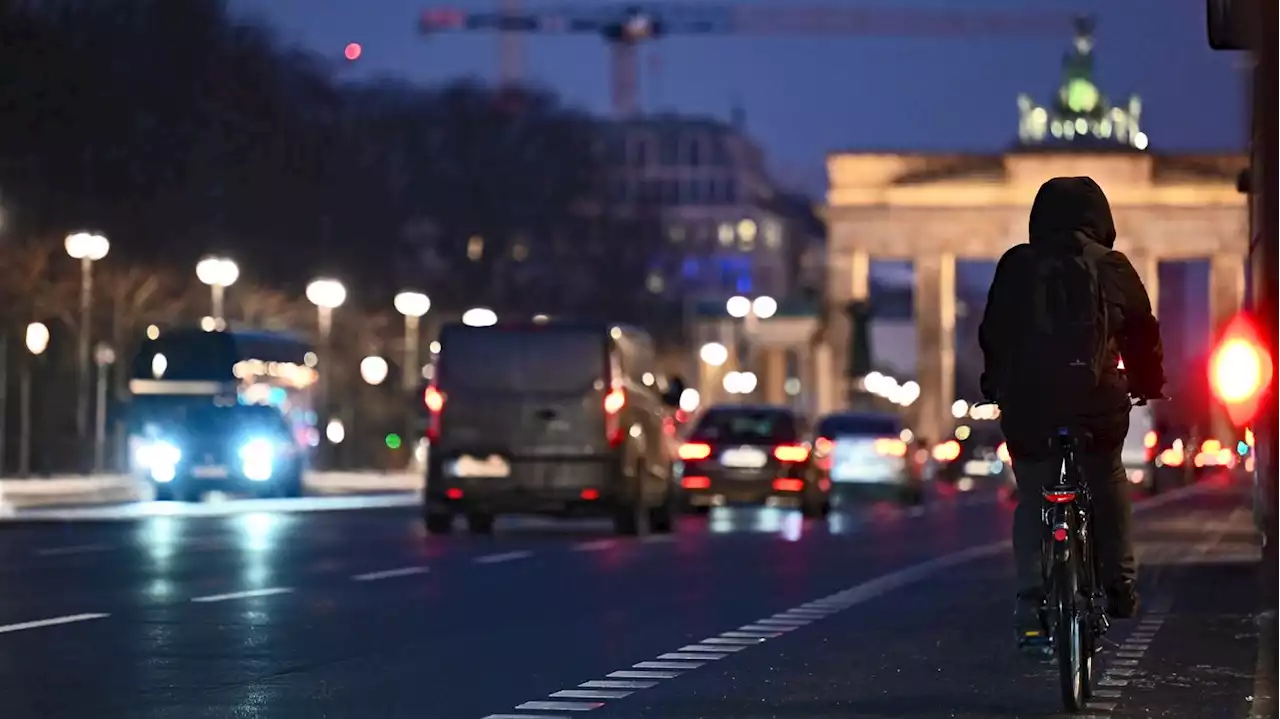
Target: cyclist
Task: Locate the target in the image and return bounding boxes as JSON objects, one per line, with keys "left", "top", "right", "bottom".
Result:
{"left": 978, "top": 176, "right": 1166, "bottom": 648}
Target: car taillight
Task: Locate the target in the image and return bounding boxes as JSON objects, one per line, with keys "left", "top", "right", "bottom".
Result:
{"left": 604, "top": 386, "right": 626, "bottom": 447}
{"left": 1209, "top": 313, "right": 1273, "bottom": 428}
{"left": 997, "top": 441, "right": 1011, "bottom": 464}
{"left": 813, "top": 437, "right": 833, "bottom": 457}
{"left": 932, "top": 440, "right": 961, "bottom": 462}
{"left": 773, "top": 444, "right": 809, "bottom": 463}
{"left": 678, "top": 442, "right": 712, "bottom": 461}
{"left": 873, "top": 438, "right": 907, "bottom": 457}
{"left": 423, "top": 386, "right": 446, "bottom": 441}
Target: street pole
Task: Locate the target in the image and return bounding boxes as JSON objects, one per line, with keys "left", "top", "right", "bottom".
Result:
{"left": 211, "top": 283, "right": 225, "bottom": 325}
{"left": 18, "top": 364, "right": 30, "bottom": 478}
{"left": 0, "top": 335, "right": 7, "bottom": 474}
{"left": 94, "top": 360, "right": 108, "bottom": 472}
{"left": 403, "top": 313, "right": 419, "bottom": 389}
{"left": 75, "top": 256, "right": 92, "bottom": 449}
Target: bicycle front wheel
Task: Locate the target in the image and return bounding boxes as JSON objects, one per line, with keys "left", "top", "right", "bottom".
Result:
{"left": 1054, "top": 550, "right": 1087, "bottom": 712}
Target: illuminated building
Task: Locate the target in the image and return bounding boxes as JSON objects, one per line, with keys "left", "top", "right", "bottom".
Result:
{"left": 1017, "top": 17, "right": 1148, "bottom": 150}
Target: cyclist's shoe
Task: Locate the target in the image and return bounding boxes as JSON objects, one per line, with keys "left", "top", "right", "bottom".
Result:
{"left": 1014, "top": 591, "right": 1050, "bottom": 655}
{"left": 1106, "top": 580, "right": 1140, "bottom": 618}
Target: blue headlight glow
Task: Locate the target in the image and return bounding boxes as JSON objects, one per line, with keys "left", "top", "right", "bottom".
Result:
{"left": 239, "top": 437, "right": 275, "bottom": 481}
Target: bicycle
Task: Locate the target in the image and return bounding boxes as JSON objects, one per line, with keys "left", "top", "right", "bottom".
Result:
{"left": 1034, "top": 396, "right": 1159, "bottom": 712}
{"left": 979, "top": 396, "right": 1158, "bottom": 712}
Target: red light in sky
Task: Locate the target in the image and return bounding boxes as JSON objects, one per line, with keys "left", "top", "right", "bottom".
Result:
{"left": 344, "top": 43, "right": 362, "bottom": 61}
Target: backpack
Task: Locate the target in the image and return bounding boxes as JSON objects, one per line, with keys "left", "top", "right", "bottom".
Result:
{"left": 1014, "top": 242, "right": 1111, "bottom": 414}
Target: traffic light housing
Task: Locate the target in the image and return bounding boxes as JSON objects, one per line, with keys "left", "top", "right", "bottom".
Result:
{"left": 1208, "top": 312, "right": 1273, "bottom": 428}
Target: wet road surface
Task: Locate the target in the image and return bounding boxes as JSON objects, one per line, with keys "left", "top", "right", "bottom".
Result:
{"left": 0, "top": 479, "right": 1266, "bottom": 719}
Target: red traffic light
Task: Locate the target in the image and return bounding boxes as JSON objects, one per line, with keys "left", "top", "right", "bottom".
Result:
{"left": 1208, "top": 312, "right": 1273, "bottom": 428}
{"left": 344, "top": 43, "right": 362, "bottom": 61}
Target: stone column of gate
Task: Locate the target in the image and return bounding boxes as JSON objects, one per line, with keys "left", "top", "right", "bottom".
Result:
{"left": 1209, "top": 253, "right": 1247, "bottom": 442}
{"left": 914, "top": 252, "right": 958, "bottom": 447}
{"left": 1127, "top": 253, "right": 1160, "bottom": 318}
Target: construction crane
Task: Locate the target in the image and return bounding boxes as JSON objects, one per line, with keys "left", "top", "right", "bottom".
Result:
{"left": 418, "top": 3, "right": 1080, "bottom": 117}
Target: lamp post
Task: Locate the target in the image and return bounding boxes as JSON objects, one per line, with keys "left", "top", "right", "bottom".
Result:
{"left": 93, "top": 343, "right": 116, "bottom": 472}
{"left": 195, "top": 256, "right": 239, "bottom": 327}
{"left": 360, "top": 356, "right": 389, "bottom": 386}
{"left": 306, "top": 278, "right": 346, "bottom": 467}
{"left": 724, "top": 294, "right": 775, "bottom": 399}
{"left": 393, "top": 292, "right": 430, "bottom": 388}
{"left": 461, "top": 307, "right": 497, "bottom": 327}
{"left": 20, "top": 322, "right": 49, "bottom": 477}
{"left": 65, "top": 232, "right": 108, "bottom": 451}
{"left": 698, "top": 341, "right": 728, "bottom": 406}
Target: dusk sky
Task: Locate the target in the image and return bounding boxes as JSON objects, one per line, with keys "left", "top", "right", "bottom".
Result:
{"left": 227, "top": 0, "right": 1247, "bottom": 195}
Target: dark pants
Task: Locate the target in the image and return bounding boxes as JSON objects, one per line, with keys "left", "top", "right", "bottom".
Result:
{"left": 1011, "top": 446, "right": 1136, "bottom": 593}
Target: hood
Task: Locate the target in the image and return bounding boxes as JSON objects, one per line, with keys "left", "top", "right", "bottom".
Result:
{"left": 1028, "top": 176, "right": 1117, "bottom": 250}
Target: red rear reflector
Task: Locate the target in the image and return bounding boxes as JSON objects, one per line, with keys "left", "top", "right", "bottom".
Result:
{"left": 773, "top": 444, "right": 809, "bottom": 462}
{"left": 445, "top": 488, "right": 463, "bottom": 500}
{"left": 678, "top": 442, "right": 712, "bottom": 461}
{"left": 1043, "top": 491, "right": 1076, "bottom": 504}
{"left": 772, "top": 478, "right": 804, "bottom": 492}
{"left": 1052, "top": 527, "right": 1068, "bottom": 542}
{"left": 682, "top": 476, "right": 711, "bottom": 489}
{"left": 580, "top": 488, "right": 600, "bottom": 500}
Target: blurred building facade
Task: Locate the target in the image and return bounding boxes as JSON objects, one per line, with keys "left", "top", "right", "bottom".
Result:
{"left": 597, "top": 112, "right": 824, "bottom": 303}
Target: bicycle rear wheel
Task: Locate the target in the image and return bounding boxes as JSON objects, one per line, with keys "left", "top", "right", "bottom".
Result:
{"left": 1054, "top": 541, "right": 1087, "bottom": 712}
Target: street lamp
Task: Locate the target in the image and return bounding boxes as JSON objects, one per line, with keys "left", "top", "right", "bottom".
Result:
{"left": 360, "top": 356, "right": 389, "bottom": 386}
{"left": 65, "top": 231, "right": 108, "bottom": 451}
{"left": 93, "top": 343, "right": 116, "bottom": 472}
{"left": 195, "top": 256, "right": 239, "bottom": 326}
{"left": 751, "top": 296, "right": 778, "bottom": 319}
{"left": 726, "top": 295, "right": 751, "bottom": 319}
{"left": 20, "top": 322, "right": 49, "bottom": 477}
{"left": 462, "top": 307, "right": 497, "bottom": 327}
{"left": 306, "top": 278, "right": 346, "bottom": 467}
{"left": 699, "top": 342, "right": 728, "bottom": 367}
{"left": 394, "top": 291, "right": 430, "bottom": 388}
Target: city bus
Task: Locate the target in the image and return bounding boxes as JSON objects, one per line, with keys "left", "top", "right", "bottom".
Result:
{"left": 126, "top": 327, "right": 319, "bottom": 500}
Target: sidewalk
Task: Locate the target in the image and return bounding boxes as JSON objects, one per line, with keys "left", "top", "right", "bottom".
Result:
{"left": 0, "top": 470, "right": 421, "bottom": 511}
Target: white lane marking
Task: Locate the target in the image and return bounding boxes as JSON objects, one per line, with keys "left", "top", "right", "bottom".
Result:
{"left": 550, "top": 689, "right": 633, "bottom": 700}
{"left": 658, "top": 652, "right": 727, "bottom": 661}
{"left": 581, "top": 680, "right": 657, "bottom": 690}
{"left": 36, "top": 543, "right": 113, "bottom": 557}
{"left": 487, "top": 482, "right": 1216, "bottom": 717}
{"left": 573, "top": 539, "right": 615, "bottom": 552}
{"left": 352, "top": 566, "right": 429, "bottom": 582}
{"left": 475, "top": 551, "right": 532, "bottom": 564}
{"left": 484, "top": 715, "right": 571, "bottom": 719}
{"left": 514, "top": 701, "right": 603, "bottom": 712}
{"left": 640, "top": 534, "right": 675, "bottom": 543}
{"left": 1112, "top": 659, "right": 1140, "bottom": 667}
{"left": 0, "top": 613, "right": 110, "bottom": 634}
{"left": 190, "top": 587, "right": 292, "bottom": 603}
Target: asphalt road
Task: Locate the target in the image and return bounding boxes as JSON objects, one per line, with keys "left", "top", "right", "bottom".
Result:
{"left": 0, "top": 478, "right": 1266, "bottom": 719}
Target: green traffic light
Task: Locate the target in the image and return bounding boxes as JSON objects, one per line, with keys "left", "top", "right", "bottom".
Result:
{"left": 385, "top": 433, "right": 402, "bottom": 449}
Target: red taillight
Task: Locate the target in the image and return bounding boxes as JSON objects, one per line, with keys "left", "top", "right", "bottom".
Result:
{"left": 1043, "top": 490, "right": 1076, "bottom": 504}
{"left": 773, "top": 444, "right": 810, "bottom": 463}
{"left": 1209, "top": 313, "right": 1274, "bottom": 427}
{"left": 682, "top": 476, "right": 711, "bottom": 489}
{"left": 604, "top": 388, "right": 626, "bottom": 415}
{"left": 678, "top": 442, "right": 712, "bottom": 461}
{"left": 772, "top": 478, "right": 804, "bottom": 492}
{"left": 813, "top": 437, "right": 833, "bottom": 457}
{"left": 997, "top": 441, "right": 1011, "bottom": 464}
{"left": 580, "top": 488, "right": 600, "bottom": 500}
{"left": 424, "top": 386, "right": 446, "bottom": 441}
{"left": 445, "top": 487, "right": 463, "bottom": 500}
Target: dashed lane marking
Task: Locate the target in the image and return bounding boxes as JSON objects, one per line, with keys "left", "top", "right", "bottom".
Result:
{"left": 35, "top": 543, "right": 113, "bottom": 557}
{"left": 475, "top": 551, "right": 533, "bottom": 564}
{"left": 480, "top": 482, "right": 1215, "bottom": 717}
{"left": 0, "top": 613, "right": 110, "bottom": 634}
{"left": 572, "top": 540, "right": 615, "bottom": 552}
{"left": 190, "top": 587, "right": 293, "bottom": 603}
{"left": 351, "top": 566, "right": 430, "bottom": 582}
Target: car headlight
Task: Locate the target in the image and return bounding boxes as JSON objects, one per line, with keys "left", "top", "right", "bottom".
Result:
{"left": 143, "top": 440, "right": 181, "bottom": 483}
{"left": 238, "top": 438, "right": 275, "bottom": 481}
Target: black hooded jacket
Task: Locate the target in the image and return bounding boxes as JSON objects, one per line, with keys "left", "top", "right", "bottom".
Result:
{"left": 979, "top": 176, "right": 1165, "bottom": 457}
